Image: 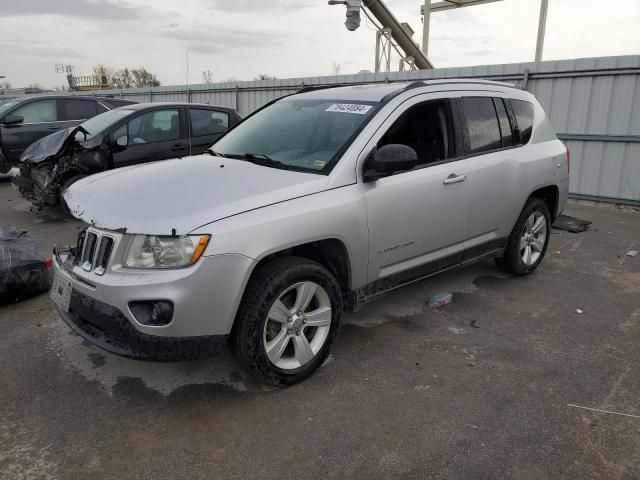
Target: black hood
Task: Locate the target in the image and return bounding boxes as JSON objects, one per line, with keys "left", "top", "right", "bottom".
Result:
{"left": 20, "top": 126, "right": 98, "bottom": 164}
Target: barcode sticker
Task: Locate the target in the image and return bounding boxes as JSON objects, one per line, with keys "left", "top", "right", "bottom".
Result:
{"left": 326, "top": 103, "right": 373, "bottom": 115}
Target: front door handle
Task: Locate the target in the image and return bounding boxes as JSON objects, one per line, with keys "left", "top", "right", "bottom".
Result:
{"left": 443, "top": 173, "right": 466, "bottom": 185}
{"left": 171, "top": 143, "right": 187, "bottom": 152}
{"left": 47, "top": 126, "right": 60, "bottom": 130}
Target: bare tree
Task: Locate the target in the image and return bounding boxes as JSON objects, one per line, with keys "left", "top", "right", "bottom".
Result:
{"left": 203, "top": 70, "right": 213, "bottom": 84}
{"left": 131, "top": 68, "right": 161, "bottom": 87}
{"left": 112, "top": 68, "right": 133, "bottom": 89}
{"left": 255, "top": 73, "right": 276, "bottom": 81}
{"left": 0, "top": 81, "right": 11, "bottom": 90}
{"left": 331, "top": 62, "right": 341, "bottom": 76}
{"left": 111, "top": 67, "right": 161, "bottom": 89}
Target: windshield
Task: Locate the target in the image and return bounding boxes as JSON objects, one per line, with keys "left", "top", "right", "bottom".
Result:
{"left": 0, "top": 99, "right": 22, "bottom": 118}
{"left": 75, "top": 108, "right": 134, "bottom": 141}
{"left": 211, "top": 99, "right": 376, "bottom": 173}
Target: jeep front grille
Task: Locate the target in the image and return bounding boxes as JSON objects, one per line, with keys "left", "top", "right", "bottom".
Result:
{"left": 79, "top": 229, "right": 114, "bottom": 275}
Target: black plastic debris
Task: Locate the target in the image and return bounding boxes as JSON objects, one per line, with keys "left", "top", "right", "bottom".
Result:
{"left": 0, "top": 226, "right": 53, "bottom": 304}
{"left": 552, "top": 214, "right": 592, "bottom": 233}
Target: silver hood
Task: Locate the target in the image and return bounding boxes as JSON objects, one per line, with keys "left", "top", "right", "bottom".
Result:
{"left": 63, "top": 154, "right": 330, "bottom": 234}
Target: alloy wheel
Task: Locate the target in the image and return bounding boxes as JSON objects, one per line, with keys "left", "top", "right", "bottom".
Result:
{"left": 262, "top": 281, "right": 332, "bottom": 370}
{"left": 520, "top": 211, "right": 547, "bottom": 266}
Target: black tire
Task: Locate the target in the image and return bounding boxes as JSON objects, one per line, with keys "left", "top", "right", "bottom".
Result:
{"left": 230, "top": 256, "right": 343, "bottom": 386}
{"left": 495, "top": 197, "right": 551, "bottom": 276}
{"left": 59, "top": 175, "right": 85, "bottom": 217}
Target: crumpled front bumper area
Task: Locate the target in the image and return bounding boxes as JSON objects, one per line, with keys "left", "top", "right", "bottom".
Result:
{"left": 12, "top": 165, "right": 58, "bottom": 207}
{"left": 59, "top": 289, "right": 228, "bottom": 362}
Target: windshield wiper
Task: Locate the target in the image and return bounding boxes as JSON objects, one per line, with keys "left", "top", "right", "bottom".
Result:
{"left": 208, "top": 149, "right": 229, "bottom": 158}
{"left": 234, "top": 153, "right": 295, "bottom": 170}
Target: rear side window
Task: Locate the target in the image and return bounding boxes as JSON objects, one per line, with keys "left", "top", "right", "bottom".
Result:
{"left": 460, "top": 97, "right": 501, "bottom": 154}
{"left": 61, "top": 99, "right": 97, "bottom": 121}
{"left": 12, "top": 99, "right": 57, "bottom": 123}
{"left": 494, "top": 98, "right": 513, "bottom": 147}
{"left": 127, "top": 109, "right": 180, "bottom": 144}
{"left": 189, "top": 109, "right": 229, "bottom": 137}
{"left": 511, "top": 99, "right": 534, "bottom": 144}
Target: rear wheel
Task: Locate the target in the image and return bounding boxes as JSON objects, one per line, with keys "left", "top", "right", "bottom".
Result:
{"left": 230, "top": 257, "right": 342, "bottom": 385}
{"left": 496, "top": 198, "right": 551, "bottom": 276}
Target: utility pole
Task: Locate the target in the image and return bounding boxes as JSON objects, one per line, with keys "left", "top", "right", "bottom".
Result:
{"left": 421, "top": 0, "right": 431, "bottom": 57}
{"left": 535, "top": 0, "right": 549, "bottom": 62}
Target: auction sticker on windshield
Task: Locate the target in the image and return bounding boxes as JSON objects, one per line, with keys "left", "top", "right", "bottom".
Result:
{"left": 326, "top": 104, "right": 372, "bottom": 114}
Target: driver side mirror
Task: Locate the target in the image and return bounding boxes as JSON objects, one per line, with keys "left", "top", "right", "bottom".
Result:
{"left": 364, "top": 144, "right": 418, "bottom": 182}
{"left": 1, "top": 114, "right": 24, "bottom": 126}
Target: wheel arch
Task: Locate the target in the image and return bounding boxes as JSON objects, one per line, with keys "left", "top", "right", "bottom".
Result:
{"left": 232, "top": 237, "right": 354, "bottom": 328}
{"left": 528, "top": 184, "right": 559, "bottom": 221}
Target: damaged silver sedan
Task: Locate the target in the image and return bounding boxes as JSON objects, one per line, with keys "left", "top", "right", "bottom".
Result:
{"left": 13, "top": 102, "right": 241, "bottom": 212}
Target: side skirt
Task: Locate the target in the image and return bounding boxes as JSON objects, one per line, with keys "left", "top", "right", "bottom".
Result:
{"left": 349, "top": 240, "right": 506, "bottom": 312}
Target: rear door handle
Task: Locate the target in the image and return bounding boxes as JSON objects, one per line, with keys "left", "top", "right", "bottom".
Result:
{"left": 443, "top": 173, "right": 466, "bottom": 185}
{"left": 171, "top": 143, "right": 187, "bottom": 152}
{"left": 47, "top": 126, "right": 60, "bottom": 130}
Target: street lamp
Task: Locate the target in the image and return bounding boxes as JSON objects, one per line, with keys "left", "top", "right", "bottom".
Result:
{"left": 420, "top": 0, "right": 504, "bottom": 58}
{"left": 421, "top": 0, "right": 550, "bottom": 63}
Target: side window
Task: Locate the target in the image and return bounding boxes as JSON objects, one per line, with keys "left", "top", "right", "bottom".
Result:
{"left": 111, "top": 123, "right": 127, "bottom": 143}
{"left": 511, "top": 99, "right": 534, "bottom": 144}
{"left": 460, "top": 97, "right": 501, "bottom": 154}
{"left": 189, "top": 109, "right": 229, "bottom": 137}
{"left": 377, "top": 99, "right": 453, "bottom": 168}
{"left": 494, "top": 98, "right": 513, "bottom": 147}
{"left": 60, "top": 99, "right": 97, "bottom": 121}
{"left": 126, "top": 109, "right": 180, "bottom": 145}
{"left": 12, "top": 99, "right": 57, "bottom": 123}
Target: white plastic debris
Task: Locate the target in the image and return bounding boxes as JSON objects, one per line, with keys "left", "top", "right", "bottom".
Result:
{"left": 576, "top": 308, "right": 584, "bottom": 314}
{"left": 627, "top": 250, "right": 638, "bottom": 257}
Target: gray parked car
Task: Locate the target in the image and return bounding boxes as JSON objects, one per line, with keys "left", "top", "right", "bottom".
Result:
{"left": 51, "top": 80, "right": 570, "bottom": 385}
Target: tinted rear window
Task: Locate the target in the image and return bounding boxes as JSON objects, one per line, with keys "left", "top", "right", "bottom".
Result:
{"left": 190, "top": 109, "right": 229, "bottom": 137}
{"left": 511, "top": 99, "right": 534, "bottom": 144}
{"left": 461, "top": 97, "right": 501, "bottom": 154}
{"left": 61, "top": 99, "right": 97, "bottom": 121}
{"left": 494, "top": 98, "right": 513, "bottom": 147}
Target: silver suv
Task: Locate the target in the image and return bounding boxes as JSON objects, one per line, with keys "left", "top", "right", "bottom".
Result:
{"left": 52, "top": 80, "right": 570, "bottom": 385}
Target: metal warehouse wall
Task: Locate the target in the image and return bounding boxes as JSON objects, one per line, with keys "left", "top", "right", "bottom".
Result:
{"left": 73, "top": 55, "right": 640, "bottom": 205}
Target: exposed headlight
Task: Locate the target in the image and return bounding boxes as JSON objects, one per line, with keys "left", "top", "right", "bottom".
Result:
{"left": 123, "top": 235, "right": 210, "bottom": 269}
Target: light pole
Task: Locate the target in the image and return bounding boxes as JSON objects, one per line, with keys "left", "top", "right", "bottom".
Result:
{"left": 421, "top": 0, "right": 504, "bottom": 58}
{"left": 535, "top": 0, "right": 549, "bottom": 62}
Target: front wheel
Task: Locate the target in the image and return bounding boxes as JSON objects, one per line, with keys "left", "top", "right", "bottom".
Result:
{"left": 230, "top": 257, "right": 343, "bottom": 386}
{"left": 495, "top": 198, "right": 551, "bottom": 276}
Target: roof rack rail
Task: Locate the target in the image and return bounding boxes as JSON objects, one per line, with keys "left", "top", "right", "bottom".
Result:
{"left": 296, "top": 83, "right": 354, "bottom": 94}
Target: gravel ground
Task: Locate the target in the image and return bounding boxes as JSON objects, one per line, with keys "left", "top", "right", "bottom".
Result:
{"left": 1, "top": 181, "right": 639, "bottom": 480}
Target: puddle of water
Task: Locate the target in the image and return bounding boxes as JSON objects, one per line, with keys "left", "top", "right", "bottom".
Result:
{"left": 45, "top": 314, "right": 254, "bottom": 397}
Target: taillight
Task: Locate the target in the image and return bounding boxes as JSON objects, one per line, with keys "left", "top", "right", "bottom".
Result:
{"left": 566, "top": 144, "right": 571, "bottom": 175}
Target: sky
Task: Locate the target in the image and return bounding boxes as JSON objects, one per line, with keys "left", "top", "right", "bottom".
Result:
{"left": 0, "top": 0, "right": 639, "bottom": 89}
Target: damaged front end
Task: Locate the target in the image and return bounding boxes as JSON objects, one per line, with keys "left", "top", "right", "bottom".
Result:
{"left": 14, "top": 126, "right": 110, "bottom": 211}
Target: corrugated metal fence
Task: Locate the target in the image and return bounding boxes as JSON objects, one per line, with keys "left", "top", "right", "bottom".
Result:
{"left": 40, "top": 55, "right": 640, "bottom": 205}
